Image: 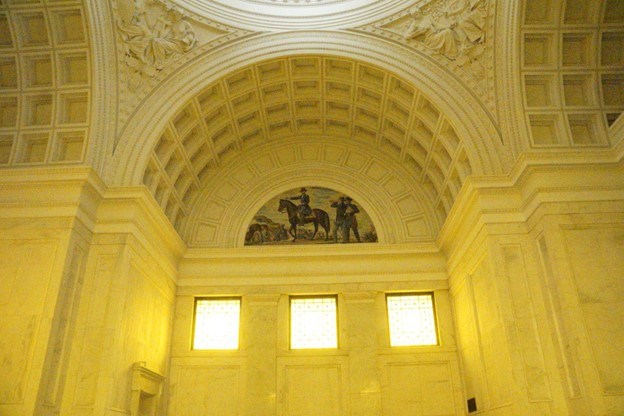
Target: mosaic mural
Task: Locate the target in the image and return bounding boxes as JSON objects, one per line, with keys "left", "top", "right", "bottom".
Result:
{"left": 245, "top": 187, "right": 378, "bottom": 245}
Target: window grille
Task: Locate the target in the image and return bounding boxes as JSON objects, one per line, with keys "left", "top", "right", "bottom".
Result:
{"left": 290, "top": 296, "right": 338, "bottom": 349}
{"left": 386, "top": 293, "right": 438, "bottom": 346}
{"left": 193, "top": 297, "right": 241, "bottom": 350}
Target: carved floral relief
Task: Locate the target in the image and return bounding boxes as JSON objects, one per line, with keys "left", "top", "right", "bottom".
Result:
{"left": 117, "top": 0, "right": 197, "bottom": 77}
{"left": 402, "top": 0, "right": 487, "bottom": 75}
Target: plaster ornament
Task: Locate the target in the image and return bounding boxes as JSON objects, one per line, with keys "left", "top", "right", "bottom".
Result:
{"left": 118, "top": 0, "right": 197, "bottom": 77}
{"left": 403, "top": 0, "right": 486, "bottom": 61}
{"left": 403, "top": 7, "right": 434, "bottom": 40}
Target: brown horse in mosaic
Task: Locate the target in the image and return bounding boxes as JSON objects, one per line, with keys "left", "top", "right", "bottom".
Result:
{"left": 278, "top": 199, "right": 331, "bottom": 242}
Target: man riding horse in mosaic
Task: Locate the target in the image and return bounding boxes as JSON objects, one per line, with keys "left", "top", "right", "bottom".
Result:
{"left": 289, "top": 187, "right": 313, "bottom": 225}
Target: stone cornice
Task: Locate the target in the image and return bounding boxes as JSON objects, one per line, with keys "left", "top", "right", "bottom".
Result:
{"left": 439, "top": 147, "right": 624, "bottom": 270}
{"left": 95, "top": 186, "right": 187, "bottom": 274}
{"left": 0, "top": 166, "right": 107, "bottom": 231}
{"left": 179, "top": 242, "right": 447, "bottom": 285}
{"left": 184, "top": 241, "right": 441, "bottom": 259}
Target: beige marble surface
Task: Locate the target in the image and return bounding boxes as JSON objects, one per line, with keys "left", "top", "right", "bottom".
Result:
{"left": 0, "top": 151, "right": 623, "bottom": 416}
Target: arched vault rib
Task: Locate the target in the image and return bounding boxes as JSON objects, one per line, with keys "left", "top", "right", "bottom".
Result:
{"left": 109, "top": 31, "right": 506, "bottom": 186}
{"left": 108, "top": 32, "right": 509, "bottom": 245}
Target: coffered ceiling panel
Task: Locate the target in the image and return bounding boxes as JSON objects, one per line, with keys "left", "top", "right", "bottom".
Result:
{"left": 0, "top": 0, "right": 91, "bottom": 167}
{"left": 141, "top": 55, "right": 478, "bottom": 245}
{"left": 520, "top": 0, "right": 624, "bottom": 147}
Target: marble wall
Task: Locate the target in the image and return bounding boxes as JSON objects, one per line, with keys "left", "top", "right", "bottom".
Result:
{"left": 0, "top": 169, "right": 97, "bottom": 416}
{"left": 450, "top": 238, "right": 557, "bottom": 415}
{"left": 561, "top": 226, "right": 624, "bottom": 396}
{"left": 58, "top": 189, "right": 183, "bottom": 416}
{"left": 0, "top": 158, "right": 622, "bottom": 416}
{"left": 535, "top": 219, "right": 624, "bottom": 415}
{"left": 0, "top": 172, "right": 184, "bottom": 416}
{"left": 0, "top": 218, "right": 77, "bottom": 416}
{"left": 59, "top": 236, "right": 176, "bottom": 416}
{"left": 168, "top": 249, "right": 464, "bottom": 416}
{"left": 444, "top": 160, "right": 624, "bottom": 416}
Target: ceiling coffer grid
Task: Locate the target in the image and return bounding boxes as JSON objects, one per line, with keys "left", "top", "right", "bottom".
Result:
{"left": 521, "top": 0, "right": 624, "bottom": 147}
{"left": 0, "top": 0, "right": 90, "bottom": 167}
{"left": 143, "top": 56, "right": 473, "bottom": 231}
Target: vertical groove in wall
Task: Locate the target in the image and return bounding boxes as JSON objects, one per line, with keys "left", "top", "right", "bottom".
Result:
{"left": 500, "top": 244, "right": 552, "bottom": 402}
{"left": 536, "top": 236, "right": 582, "bottom": 398}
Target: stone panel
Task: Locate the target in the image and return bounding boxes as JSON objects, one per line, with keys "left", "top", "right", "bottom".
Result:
{"left": 0, "top": 315, "right": 38, "bottom": 404}
{"left": 382, "top": 362, "right": 457, "bottom": 416}
{"left": 536, "top": 236, "right": 582, "bottom": 398}
{"left": 280, "top": 364, "right": 343, "bottom": 416}
{"left": 471, "top": 259, "right": 513, "bottom": 408}
{"left": 563, "top": 226, "right": 624, "bottom": 393}
{"left": 171, "top": 366, "right": 242, "bottom": 416}
{"left": 0, "top": 239, "right": 58, "bottom": 405}
{"left": 452, "top": 279, "right": 487, "bottom": 409}
{"left": 500, "top": 245, "right": 551, "bottom": 401}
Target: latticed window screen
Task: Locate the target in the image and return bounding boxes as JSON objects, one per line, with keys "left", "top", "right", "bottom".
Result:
{"left": 386, "top": 293, "right": 438, "bottom": 346}
{"left": 290, "top": 296, "right": 338, "bottom": 349}
{"left": 193, "top": 298, "right": 241, "bottom": 350}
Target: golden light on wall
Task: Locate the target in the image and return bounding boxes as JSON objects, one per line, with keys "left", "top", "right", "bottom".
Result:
{"left": 386, "top": 293, "right": 438, "bottom": 346}
{"left": 290, "top": 296, "right": 338, "bottom": 349}
{"left": 193, "top": 298, "right": 241, "bottom": 350}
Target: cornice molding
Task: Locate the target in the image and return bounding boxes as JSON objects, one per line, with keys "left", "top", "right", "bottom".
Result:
{"left": 95, "top": 187, "right": 187, "bottom": 269}
{"left": 179, "top": 242, "right": 447, "bottom": 285}
{"left": 438, "top": 146, "right": 624, "bottom": 269}
{"left": 0, "top": 166, "right": 107, "bottom": 230}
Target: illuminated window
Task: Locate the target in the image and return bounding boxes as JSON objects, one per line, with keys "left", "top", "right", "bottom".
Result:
{"left": 386, "top": 293, "right": 438, "bottom": 346}
{"left": 290, "top": 296, "right": 338, "bottom": 349}
{"left": 193, "top": 297, "right": 241, "bottom": 350}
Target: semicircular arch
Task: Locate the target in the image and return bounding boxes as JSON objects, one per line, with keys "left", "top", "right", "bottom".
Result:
{"left": 184, "top": 137, "right": 438, "bottom": 247}
{"left": 108, "top": 31, "right": 507, "bottom": 187}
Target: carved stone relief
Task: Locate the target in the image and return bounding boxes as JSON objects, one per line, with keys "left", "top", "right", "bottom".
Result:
{"left": 117, "top": 0, "right": 197, "bottom": 78}
{"left": 404, "top": 1, "right": 486, "bottom": 58}
{"left": 112, "top": 0, "right": 245, "bottom": 137}
{"left": 402, "top": 0, "right": 487, "bottom": 77}
{"left": 357, "top": 0, "right": 494, "bottom": 112}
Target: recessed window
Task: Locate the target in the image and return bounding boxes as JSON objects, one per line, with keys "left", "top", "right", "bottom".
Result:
{"left": 290, "top": 295, "right": 338, "bottom": 349}
{"left": 386, "top": 293, "right": 438, "bottom": 346}
{"left": 193, "top": 297, "right": 241, "bottom": 350}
